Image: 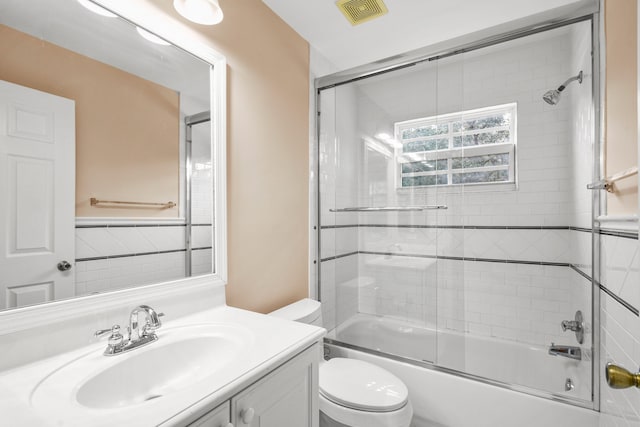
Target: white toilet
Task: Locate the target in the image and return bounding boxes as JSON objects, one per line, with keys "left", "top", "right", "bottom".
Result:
{"left": 270, "top": 299, "right": 413, "bottom": 427}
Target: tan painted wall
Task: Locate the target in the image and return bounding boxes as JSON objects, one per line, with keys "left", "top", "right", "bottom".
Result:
{"left": 0, "top": 24, "right": 180, "bottom": 218}
{"left": 147, "top": 0, "right": 311, "bottom": 313}
{"left": 605, "top": 0, "right": 638, "bottom": 215}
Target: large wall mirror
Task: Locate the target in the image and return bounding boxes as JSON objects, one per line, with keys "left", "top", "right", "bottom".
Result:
{"left": 0, "top": 0, "right": 226, "bottom": 312}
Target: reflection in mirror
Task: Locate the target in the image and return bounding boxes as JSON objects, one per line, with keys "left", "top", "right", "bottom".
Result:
{"left": 0, "top": 0, "right": 214, "bottom": 311}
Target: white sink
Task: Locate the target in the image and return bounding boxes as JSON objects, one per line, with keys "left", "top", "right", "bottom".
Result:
{"left": 30, "top": 323, "right": 254, "bottom": 411}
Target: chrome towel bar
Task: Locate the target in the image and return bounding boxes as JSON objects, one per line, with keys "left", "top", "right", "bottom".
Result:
{"left": 329, "top": 205, "right": 447, "bottom": 212}
{"left": 587, "top": 166, "right": 638, "bottom": 193}
{"left": 90, "top": 198, "right": 176, "bottom": 209}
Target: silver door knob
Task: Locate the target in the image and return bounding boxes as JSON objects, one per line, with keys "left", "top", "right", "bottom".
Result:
{"left": 57, "top": 260, "right": 72, "bottom": 271}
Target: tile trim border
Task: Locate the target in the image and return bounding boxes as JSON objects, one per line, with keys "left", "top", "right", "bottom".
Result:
{"left": 76, "top": 224, "right": 187, "bottom": 229}
{"left": 320, "top": 251, "right": 639, "bottom": 317}
{"left": 320, "top": 224, "right": 638, "bottom": 239}
{"left": 76, "top": 249, "right": 186, "bottom": 262}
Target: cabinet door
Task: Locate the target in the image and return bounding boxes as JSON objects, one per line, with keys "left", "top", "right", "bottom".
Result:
{"left": 232, "top": 344, "right": 319, "bottom": 427}
{"left": 189, "top": 401, "right": 231, "bottom": 427}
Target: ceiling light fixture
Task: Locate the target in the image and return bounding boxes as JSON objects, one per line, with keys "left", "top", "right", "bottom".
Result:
{"left": 77, "top": 0, "right": 117, "bottom": 18}
{"left": 136, "top": 27, "right": 171, "bottom": 46}
{"left": 173, "top": 0, "right": 224, "bottom": 25}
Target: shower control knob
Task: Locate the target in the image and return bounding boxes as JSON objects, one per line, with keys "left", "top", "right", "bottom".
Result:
{"left": 57, "top": 260, "right": 72, "bottom": 271}
{"left": 561, "top": 320, "right": 580, "bottom": 332}
{"left": 561, "top": 310, "right": 584, "bottom": 344}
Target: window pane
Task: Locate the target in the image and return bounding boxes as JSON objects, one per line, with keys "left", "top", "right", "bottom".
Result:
{"left": 401, "top": 123, "right": 448, "bottom": 139}
{"left": 451, "top": 153, "right": 510, "bottom": 169}
{"left": 451, "top": 169, "right": 509, "bottom": 184}
{"left": 460, "top": 113, "right": 511, "bottom": 132}
{"left": 402, "top": 174, "right": 448, "bottom": 187}
{"left": 403, "top": 138, "right": 449, "bottom": 153}
{"left": 402, "top": 159, "right": 448, "bottom": 173}
{"left": 453, "top": 130, "right": 510, "bottom": 148}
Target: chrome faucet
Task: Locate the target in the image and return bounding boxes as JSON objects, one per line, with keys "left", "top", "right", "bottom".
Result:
{"left": 94, "top": 305, "right": 164, "bottom": 356}
{"left": 548, "top": 343, "right": 582, "bottom": 361}
{"left": 129, "top": 305, "right": 163, "bottom": 342}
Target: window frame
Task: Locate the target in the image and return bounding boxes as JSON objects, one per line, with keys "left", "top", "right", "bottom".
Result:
{"left": 394, "top": 103, "right": 517, "bottom": 189}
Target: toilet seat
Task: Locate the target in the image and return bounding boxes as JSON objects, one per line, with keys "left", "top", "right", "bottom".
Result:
{"left": 319, "top": 393, "right": 414, "bottom": 427}
{"left": 319, "top": 358, "right": 409, "bottom": 412}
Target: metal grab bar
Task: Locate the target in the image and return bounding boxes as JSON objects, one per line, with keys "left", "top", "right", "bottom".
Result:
{"left": 90, "top": 198, "right": 176, "bottom": 209}
{"left": 587, "top": 166, "right": 638, "bottom": 193}
{"left": 329, "top": 205, "right": 447, "bottom": 212}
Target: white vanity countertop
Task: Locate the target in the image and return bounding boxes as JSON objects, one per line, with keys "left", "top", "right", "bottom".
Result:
{"left": 0, "top": 305, "right": 325, "bottom": 426}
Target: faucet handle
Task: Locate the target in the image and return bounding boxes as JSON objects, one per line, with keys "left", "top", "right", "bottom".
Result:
{"left": 94, "top": 324, "right": 120, "bottom": 338}
{"left": 142, "top": 312, "right": 165, "bottom": 335}
{"left": 94, "top": 325, "right": 124, "bottom": 347}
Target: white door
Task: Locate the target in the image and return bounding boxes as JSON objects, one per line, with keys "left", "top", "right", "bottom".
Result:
{"left": 0, "top": 80, "right": 75, "bottom": 310}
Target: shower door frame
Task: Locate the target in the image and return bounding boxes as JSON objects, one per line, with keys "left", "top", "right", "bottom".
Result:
{"left": 314, "top": 10, "right": 602, "bottom": 411}
{"left": 184, "top": 111, "right": 212, "bottom": 277}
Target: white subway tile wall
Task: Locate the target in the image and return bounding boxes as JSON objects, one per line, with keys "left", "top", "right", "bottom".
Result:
{"left": 191, "top": 225, "right": 214, "bottom": 249}
{"left": 600, "top": 233, "right": 640, "bottom": 427}
{"left": 192, "top": 248, "right": 214, "bottom": 277}
{"left": 76, "top": 226, "right": 186, "bottom": 259}
{"left": 191, "top": 121, "right": 213, "bottom": 225}
{"left": 75, "top": 251, "right": 186, "bottom": 296}
{"left": 75, "top": 224, "right": 215, "bottom": 295}
{"left": 600, "top": 235, "right": 640, "bottom": 310}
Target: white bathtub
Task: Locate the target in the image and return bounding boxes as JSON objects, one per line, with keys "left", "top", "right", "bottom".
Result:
{"left": 328, "top": 314, "right": 593, "bottom": 414}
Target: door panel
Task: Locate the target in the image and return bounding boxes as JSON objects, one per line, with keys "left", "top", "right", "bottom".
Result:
{"left": 8, "top": 155, "right": 54, "bottom": 254}
{"left": 0, "top": 80, "right": 75, "bottom": 309}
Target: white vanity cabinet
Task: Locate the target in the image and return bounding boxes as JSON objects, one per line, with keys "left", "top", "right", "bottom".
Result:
{"left": 188, "top": 344, "right": 319, "bottom": 427}
{"left": 188, "top": 402, "right": 230, "bottom": 427}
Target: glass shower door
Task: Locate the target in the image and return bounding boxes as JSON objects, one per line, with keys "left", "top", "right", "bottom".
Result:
{"left": 319, "top": 61, "right": 442, "bottom": 364}
{"left": 317, "top": 17, "right": 595, "bottom": 408}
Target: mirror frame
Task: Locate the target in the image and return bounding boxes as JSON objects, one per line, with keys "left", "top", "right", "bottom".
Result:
{"left": 0, "top": 0, "right": 227, "bottom": 333}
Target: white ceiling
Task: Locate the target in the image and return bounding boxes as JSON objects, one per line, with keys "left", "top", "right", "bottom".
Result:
{"left": 0, "top": 0, "right": 210, "bottom": 113}
{"left": 261, "top": 0, "right": 594, "bottom": 72}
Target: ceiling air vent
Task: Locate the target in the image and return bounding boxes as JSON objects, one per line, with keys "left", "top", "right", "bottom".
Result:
{"left": 336, "top": 0, "right": 388, "bottom": 26}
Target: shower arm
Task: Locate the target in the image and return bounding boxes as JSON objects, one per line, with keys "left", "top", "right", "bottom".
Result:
{"left": 557, "top": 71, "right": 583, "bottom": 92}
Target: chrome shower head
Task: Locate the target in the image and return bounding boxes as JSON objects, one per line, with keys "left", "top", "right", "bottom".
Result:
{"left": 542, "top": 71, "right": 583, "bottom": 105}
{"left": 542, "top": 89, "right": 561, "bottom": 105}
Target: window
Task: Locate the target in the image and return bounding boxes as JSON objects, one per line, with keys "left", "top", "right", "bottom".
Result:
{"left": 395, "top": 103, "right": 516, "bottom": 188}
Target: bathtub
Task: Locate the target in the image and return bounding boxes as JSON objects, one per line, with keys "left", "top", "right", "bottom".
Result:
{"left": 327, "top": 313, "right": 595, "bottom": 426}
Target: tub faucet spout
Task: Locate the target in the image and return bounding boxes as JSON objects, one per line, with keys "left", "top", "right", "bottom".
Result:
{"left": 548, "top": 343, "right": 582, "bottom": 360}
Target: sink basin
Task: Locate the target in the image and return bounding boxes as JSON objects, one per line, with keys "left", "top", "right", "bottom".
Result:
{"left": 30, "top": 323, "right": 254, "bottom": 411}
{"left": 77, "top": 334, "right": 239, "bottom": 408}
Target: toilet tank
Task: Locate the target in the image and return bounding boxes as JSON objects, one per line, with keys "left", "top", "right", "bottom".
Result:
{"left": 269, "top": 298, "right": 323, "bottom": 327}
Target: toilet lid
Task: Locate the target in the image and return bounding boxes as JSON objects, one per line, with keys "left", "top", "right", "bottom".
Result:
{"left": 319, "top": 358, "right": 409, "bottom": 412}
